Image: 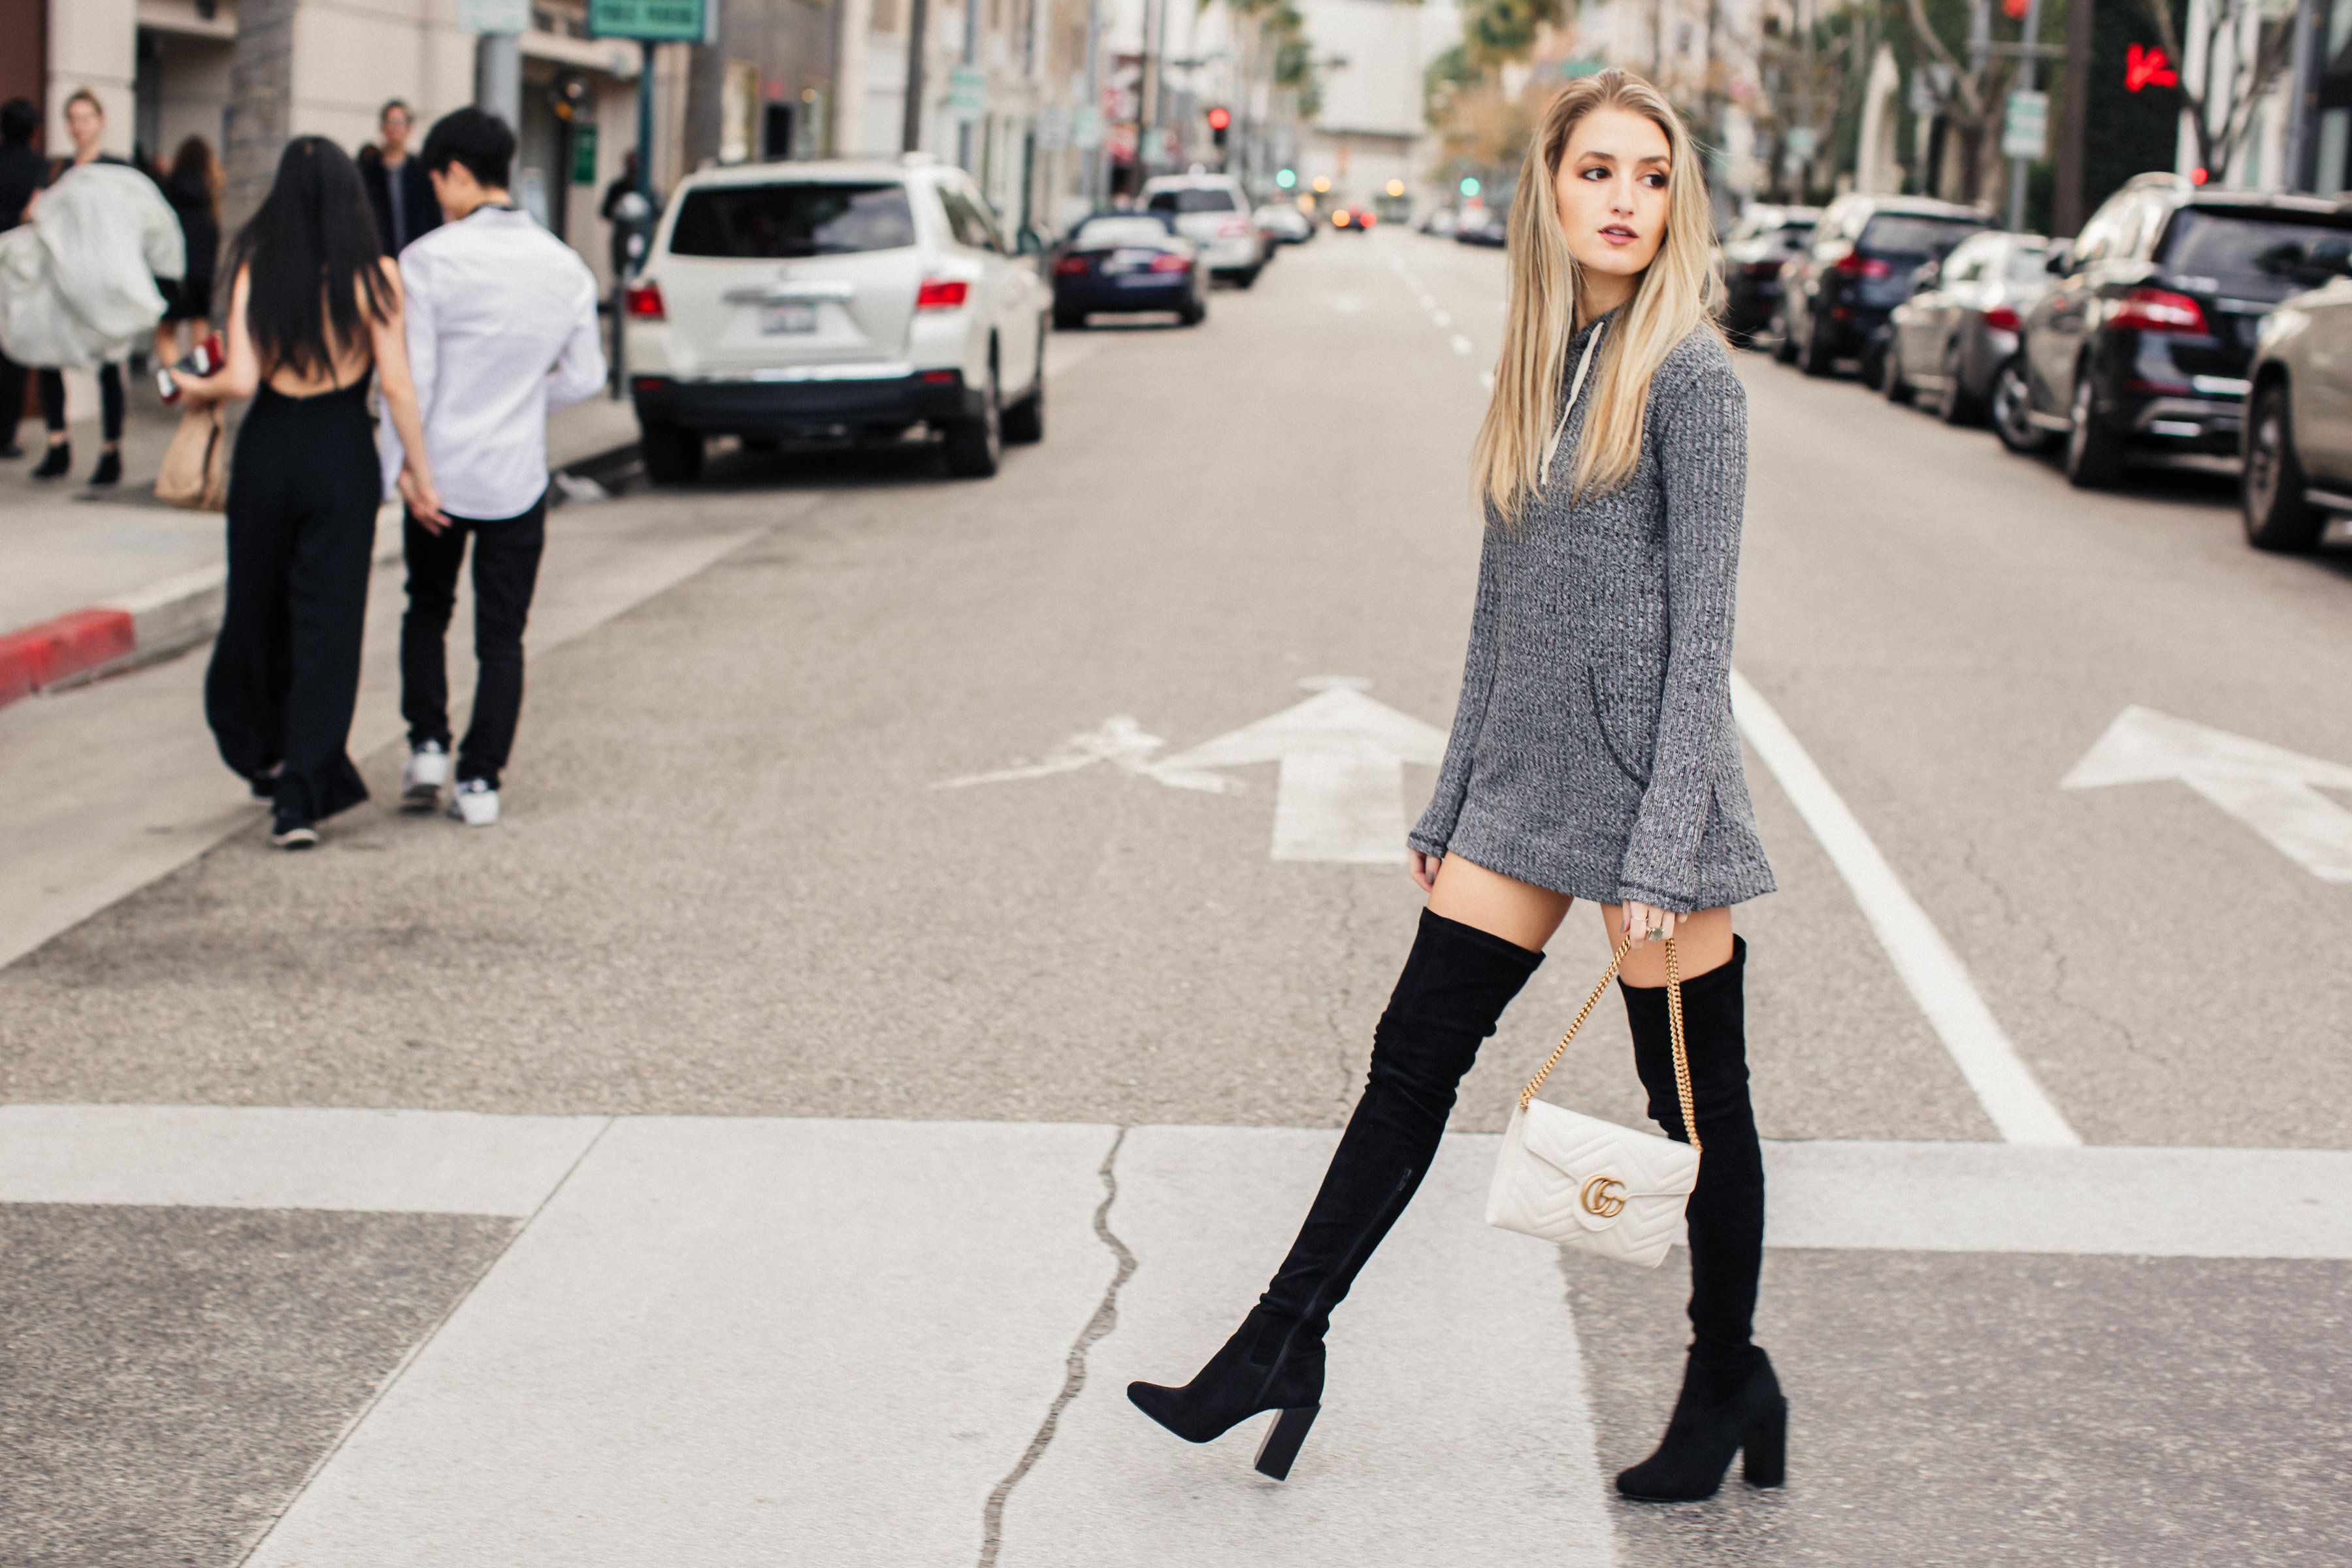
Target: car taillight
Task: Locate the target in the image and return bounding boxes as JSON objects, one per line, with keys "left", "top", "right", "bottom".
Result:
{"left": 1831, "top": 248, "right": 1891, "bottom": 280}
{"left": 1982, "top": 305, "right": 2021, "bottom": 333}
{"left": 1149, "top": 252, "right": 1190, "bottom": 272}
{"left": 1053, "top": 254, "right": 1090, "bottom": 275}
{"left": 624, "top": 280, "right": 665, "bottom": 319}
{"left": 2110, "top": 286, "right": 2208, "bottom": 335}
{"left": 916, "top": 277, "right": 969, "bottom": 310}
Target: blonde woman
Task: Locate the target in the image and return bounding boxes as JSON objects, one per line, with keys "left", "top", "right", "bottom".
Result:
{"left": 1129, "top": 68, "right": 1781, "bottom": 1503}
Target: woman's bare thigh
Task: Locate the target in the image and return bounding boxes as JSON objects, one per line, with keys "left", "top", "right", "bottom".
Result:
{"left": 1427, "top": 854, "right": 1574, "bottom": 953}
{"left": 1601, "top": 902, "right": 1735, "bottom": 986}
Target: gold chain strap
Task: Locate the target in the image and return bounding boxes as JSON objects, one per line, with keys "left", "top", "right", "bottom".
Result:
{"left": 1516, "top": 936, "right": 1703, "bottom": 1158}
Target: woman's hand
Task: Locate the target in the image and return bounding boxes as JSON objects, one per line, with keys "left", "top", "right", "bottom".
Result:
{"left": 1409, "top": 848, "right": 1442, "bottom": 895}
{"left": 398, "top": 463, "right": 448, "bottom": 531}
{"left": 1620, "top": 899, "right": 1678, "bottom": 948}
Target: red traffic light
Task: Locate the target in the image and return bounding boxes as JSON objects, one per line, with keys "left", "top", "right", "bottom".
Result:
{"left": 2125, "top": 42, "right": 2178, "bottom": 91}
{"left": 1205, "top": 106, "right": 1232, "bottom": 131}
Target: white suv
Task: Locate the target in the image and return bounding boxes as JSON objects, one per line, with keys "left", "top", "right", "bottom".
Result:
{"left": 1140, "top": 174, "right": 1265, "bottom": 287}
{"left": 623, "top": 157, "right": 1051, "bottom": 482}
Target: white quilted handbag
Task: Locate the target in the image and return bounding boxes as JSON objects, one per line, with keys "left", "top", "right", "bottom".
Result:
{"left": 1486, "top": 938, "right": 1701, "bottom": 1268}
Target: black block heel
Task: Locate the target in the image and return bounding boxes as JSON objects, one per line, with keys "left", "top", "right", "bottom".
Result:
{"left": 1741, "top": 1395, "right": 1786, "bottom": 1488}
{"left": 1253, "top": 1404, "right": 1319, "bottom": 1480}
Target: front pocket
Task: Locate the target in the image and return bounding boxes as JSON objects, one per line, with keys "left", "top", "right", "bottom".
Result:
{"left": 1586, "top": 664, "right": 1652, "bottom": 789}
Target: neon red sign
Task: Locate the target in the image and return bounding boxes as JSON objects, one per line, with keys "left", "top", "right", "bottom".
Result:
{"left": 2126, "top": 43, "right": 2180, "bottom": 92}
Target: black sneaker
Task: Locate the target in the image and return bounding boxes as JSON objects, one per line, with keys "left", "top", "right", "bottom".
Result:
{"left": 31, "top": 442, "right": 69, "bottom": 480}
{"left": 0, "top": 442, "right": 22, "bottom": 459}
{"left": 90, "top": 448, "right": 122, "bottom": 487}
{"left": 270, "top": 814, "right": 319, "bottom": 850}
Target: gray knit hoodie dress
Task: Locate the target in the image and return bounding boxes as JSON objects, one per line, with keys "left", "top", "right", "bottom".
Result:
{"left": 1407, "top": 314, "right": 1776, "bottom": 915}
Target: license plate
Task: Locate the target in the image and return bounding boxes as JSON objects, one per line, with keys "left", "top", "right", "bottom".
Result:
{"left": 760, "top": 301, "right": 817, "bottom": 334}
{"left": 1104, "top": 248, "right": 1158, "bottom": 274}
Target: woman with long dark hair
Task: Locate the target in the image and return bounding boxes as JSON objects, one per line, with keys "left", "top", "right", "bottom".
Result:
{"left": 173, "top": 136, "right": 442, "bottom": 849}
{"left": 155, "top": 135, "right": 222, "bottom": 366}
{"left": 1128, "top": 69, "right": 1783, "bottom": 1502}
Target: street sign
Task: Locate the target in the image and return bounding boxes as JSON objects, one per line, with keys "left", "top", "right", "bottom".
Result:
{"left": 571, "top": 122, "right": 600, "bottom": 184}
{"left": 2063, "top": 705, "right": 2352, "bottom": 881}
{"left": 1036, "top": 105, "right": 1070, "bottom": 150}
{"left": 456, "top": 0, "right": 531, "bottom": 33}
{"left": 1071, "top": 105, "right": 1104, "bottom": 150}
{"left": 588, "top": 0, "right": 706, "bottom": 42}
{"left": 2002, "top": 90, "right": 2049, "bottom": 161}
{"left": 947, "top": 64, "right": 987, "bottom": 124}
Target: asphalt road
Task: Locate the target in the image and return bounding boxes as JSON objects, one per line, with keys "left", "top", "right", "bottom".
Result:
{"left": 2, "top": 228, "right": 2347, "bottom": 1566}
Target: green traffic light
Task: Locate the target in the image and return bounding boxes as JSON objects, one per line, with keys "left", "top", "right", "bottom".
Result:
{"left": 1459, "top": 176, "right": 1480, "bottom": 197}
{"left": 1275, "top": 168, "right": 1297, "bottom": 189}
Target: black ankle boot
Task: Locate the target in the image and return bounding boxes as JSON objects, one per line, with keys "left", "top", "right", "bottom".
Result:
{"left": 1130, "top": 908, "right": 1543, "bottom": 1478}
{"left": 32, "top": 441, "right": 69, "bottom": 480}
{"left": 90, "top": 447, "right": 122, "bottom": 487}
{"left": 1616, "top": 1347, "right": 1785, "bottom": 1501}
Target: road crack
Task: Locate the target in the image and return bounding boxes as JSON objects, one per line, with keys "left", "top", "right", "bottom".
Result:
{"left": 977, "top": 1125, "right": 1137, "bottom": 1567}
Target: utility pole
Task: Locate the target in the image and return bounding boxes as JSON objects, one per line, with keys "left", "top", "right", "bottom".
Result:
{"left": 2053, "top": 0, "right": 2093, "bottom": 232}
{"left": 957, "top": 0, "right": 979, "bottom": 170}
{"left": 2006, "top": 0, "right": 2044, "bottom": 229}
{"left": 1083, "top": 0, "right": 1103, "bottom": 203}
{"left": 2285, "top": 0, "right": 2326, "bottom": 190}
{"left": 476, "top": 33, "right": 523, "bottom": 128}
{"left": 904, "top": 0, "right": 930, "bottom": 152}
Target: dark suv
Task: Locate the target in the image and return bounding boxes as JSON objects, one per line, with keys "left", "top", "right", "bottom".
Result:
{"left": 2008, "top": 172, "right": 2352, "bottom": 487}
{"left": 1776, "top": 195, "right": 1989, "bottom": 378}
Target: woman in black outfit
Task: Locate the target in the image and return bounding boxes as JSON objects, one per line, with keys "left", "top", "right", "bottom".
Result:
{"left": 172, "top": 137, "right": 442, "bottom": 849}
{"left": 155, "top": 136, "right": 221, "bottom": 367}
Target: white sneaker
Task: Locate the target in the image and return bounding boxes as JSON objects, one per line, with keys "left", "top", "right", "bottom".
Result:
{"left": 402, "top": 741, "right": 450, "bottom": 811}
{"left": 447, "top": 778, "right": 500, "bottom": 827}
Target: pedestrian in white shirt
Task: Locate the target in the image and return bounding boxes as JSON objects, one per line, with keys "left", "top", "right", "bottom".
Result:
{"left": 380, "top": 108, "right": 604, "bottom": 827}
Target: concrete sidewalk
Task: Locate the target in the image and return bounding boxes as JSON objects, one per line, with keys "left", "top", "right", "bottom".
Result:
{"left": 0, "top": 379, "right": 641, "bottom": 704}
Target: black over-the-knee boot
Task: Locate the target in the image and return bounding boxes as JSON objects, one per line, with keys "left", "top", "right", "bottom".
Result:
{"left": 1612, "top": 934, "right": 1785, "bottom": 1501}
{"left": 1128, "top": 907, "right": 1543, "bottom": 1478}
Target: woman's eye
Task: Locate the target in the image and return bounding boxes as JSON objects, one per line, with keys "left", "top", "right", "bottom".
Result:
{"left": 1582, "top": 167, "right": 1608, "bottom": 180}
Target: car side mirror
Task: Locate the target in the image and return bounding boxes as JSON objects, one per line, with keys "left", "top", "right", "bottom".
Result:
{"left": 1017, "top": 226, "right": 1045, "bottom": 256}
{"left": 2044, "top": 242, "right": 2072, "bottom": 275}
{"left": 1912, "top": 263, "right": 1940, "bottom": 293}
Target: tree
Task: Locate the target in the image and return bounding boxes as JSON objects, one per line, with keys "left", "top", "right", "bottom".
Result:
{"left": 2137, "top": 0, "right": 2291, "bottom": 178}
{"left": 1894, "top": 0, "right": 2020, "bottom": 208}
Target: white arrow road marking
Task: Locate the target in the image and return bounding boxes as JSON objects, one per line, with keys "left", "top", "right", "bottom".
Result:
{"left": 936, "top": 716, "right": 1234, "bottom": 794}
{"left": 2062, "top": 704, "right": 2352, "bottom": 882}
{"left": 1731, "top": 670, "right": 2080, "bottom": 1146}
{"left": 1156, "top": 678, "right": 1448, "bottom": 863}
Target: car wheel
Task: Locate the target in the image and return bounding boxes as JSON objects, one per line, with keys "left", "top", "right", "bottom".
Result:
{"left": 2242, "top": 383, "right": 2324, "bottom": 551}
{"left": 1936, "top": 341, "right": 1982, "bottom": 425}
{"left": 1237, "top": 265, "right": 1261, "bottom": 290}
{"left": 1002, "top": 330, "right": 1045, "bottom": 445}
{"left": 1883, "top": 336, "right": 1913, "bottom": 404}
{"left": 942, "top": 361, "right": 1002, "bottom": 478}
{"left": 1798, "top": 313, "right": 1837, "bottom": 377}
{"left": 1991, "top": 357, "right": 2051, "bottom": 453}
{"left": 1180, "top": 287, "right": 1206, "bottom": 327}
{"left": 639, "top": 421, "right": 703, "bottom": 485}
{"left": 2064, "top": 365, "right": 2126, "bottom": 489}
{"left": 1053, "top": 307, "right": 1086, "bottom": 331}
{"left": 1771, "top": 308, "right": 1797, "bottom": 364}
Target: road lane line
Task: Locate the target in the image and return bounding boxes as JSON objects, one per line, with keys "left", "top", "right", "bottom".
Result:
{"left": 1729, "top": 669, "right": 2081, "bottom": 1145}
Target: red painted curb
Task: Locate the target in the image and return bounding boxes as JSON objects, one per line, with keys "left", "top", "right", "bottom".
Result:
{"left": 0, "top": 607, "right": 138, "bottom": 709}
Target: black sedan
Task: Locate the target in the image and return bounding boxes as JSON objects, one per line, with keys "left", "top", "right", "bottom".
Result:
{"left": 1776, "top": 195, "right": 1989, "bottom": 378}
{"left": 1051, "top": 214, "right": 1207, "bottom": 329}
{"left": 1718, "top": 203, "right": 1818, "bottom": 345}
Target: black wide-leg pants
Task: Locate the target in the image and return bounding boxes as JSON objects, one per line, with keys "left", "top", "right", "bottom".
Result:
{"left": 204, "top": 383, "right": 376, "bottom": 825}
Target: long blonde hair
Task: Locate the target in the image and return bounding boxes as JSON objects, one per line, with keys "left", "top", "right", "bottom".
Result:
{"left": 1473, "top": 69, "right": 1720, "bottom": 521}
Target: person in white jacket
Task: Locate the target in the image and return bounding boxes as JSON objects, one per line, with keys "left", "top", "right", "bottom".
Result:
{"left": 378, "top": 108, "right": 605, "bottom": 828}
{"left": 0, "top": 89, "right": 182, "bottom": 486}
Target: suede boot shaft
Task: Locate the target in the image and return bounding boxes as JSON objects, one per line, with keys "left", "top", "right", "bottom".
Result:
{"left": 1619, "top": 934, "right": 1763, "bottom": 1365}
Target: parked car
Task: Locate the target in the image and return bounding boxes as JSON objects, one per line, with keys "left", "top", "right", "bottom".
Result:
{"left": 2240, "top": 259, "right": 2352, "bottom": 547}
{"left": 1141, "top": 173, "right": 1264, "bottom": 286}
{"left": 1256, "top": 203, "right": 1315, "bottom": 245}
{"left": 1456, "top": 205, "right": 1509, "bottom": 246}
{"left": 1050, "top": 212, "right": 1206, "bottom": 329}
{"left": 623, "top": 157, "right": 1049, "bottom": 483}
{"left": 2004, "top": 172, "right": 2352, "bottom": 487}
{"left": 1717, "top": 203, "right": 1818, "bottom": 345}
{"left": 1417, "top": 207, "right": 1461, "bottom": 238}
{"left": 1883, "top": 229, "right": 2051, "bottom": 425}
{"left": 1330, "top": 204, "right": 1377, "bottom": 232}
{"left": 1775, "top": 195, "right": 1990, "bottom": 378}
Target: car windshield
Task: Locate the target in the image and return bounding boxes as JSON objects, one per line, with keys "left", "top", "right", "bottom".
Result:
{"left": 2161, "top": 209, "right": 2352, "bottom": 290}
{"left": 1859, "top": 214, "right": 1987, "bottom": 258}
{"left": 1075, "top": 216, "right": 1175, "bottom": 247}
{"left": 1149, "top": 188, "right": 1237, "bottom": 214}
{"left": 668, "top": 182, "right": 916, "bottom": 258}
{"left": 2005, "top": 245, "right": 2051, "bottom": 282}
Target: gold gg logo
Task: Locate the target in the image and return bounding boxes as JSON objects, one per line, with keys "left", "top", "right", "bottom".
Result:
{"left": 1579, "top": 1174, "right": 1627, "bottom": 1218}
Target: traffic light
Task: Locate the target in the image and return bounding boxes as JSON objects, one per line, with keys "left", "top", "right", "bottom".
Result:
{"left": 1385, "top": 178, "right": 1405, "bottom": 197}
{"left": 1275, "top": 167, "right": 1296, "bottom": 189}
{"left": 1207, "top": 105, "right": 1230, "bottom": 150}
{"left": 1460, "top": 176, "right": 1481, "bottom": 197}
